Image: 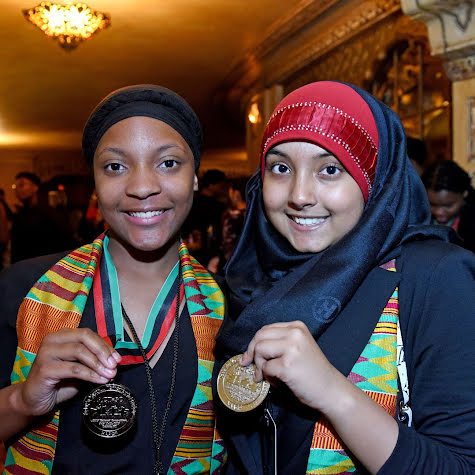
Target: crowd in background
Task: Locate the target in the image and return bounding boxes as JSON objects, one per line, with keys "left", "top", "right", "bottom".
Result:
{"left": 0, "top": 148, "right": 474, "bottom": 273}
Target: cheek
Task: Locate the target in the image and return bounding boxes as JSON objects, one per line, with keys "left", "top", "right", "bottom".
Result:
{"left": 167, "top": 176, "right": 195, "bottom": 208}
{"left": 325, "top": 184, "right": 364, "bottom": 218}
{"left": 263, "top": 180, "right": 284, "bottom": 214}
{"left": 452, "top": 200, "right": 464, "bottom": 214}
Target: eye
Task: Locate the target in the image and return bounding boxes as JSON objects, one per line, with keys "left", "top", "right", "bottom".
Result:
{"left": 160, "top": 159, "right": 178, "bottom": 169}
{"left": 320, "top": 165, "right": 342, "bottom": 176}
{"left": 270, "top": 162, "right": 291, "bottom": 175}
{"left": 104, "top": 162, "right": 125, "bottom": 172}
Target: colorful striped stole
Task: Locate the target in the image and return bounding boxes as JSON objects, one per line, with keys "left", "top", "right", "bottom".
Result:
{"left": 306, "top": 260, "right": 398, "bottom": 474}
{"left": 169, "top": 244, "right": 226, "bottom": 474}
{"left": 2, "top": 236, "right": 226, "bottom": 475}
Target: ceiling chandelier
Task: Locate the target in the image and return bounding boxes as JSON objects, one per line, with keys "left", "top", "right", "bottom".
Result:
{"left": 23, "top": 2, "right": 110, "bottom": 50}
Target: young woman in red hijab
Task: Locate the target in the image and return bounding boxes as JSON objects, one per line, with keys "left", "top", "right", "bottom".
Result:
{"left": 216, "top": 81, "right": 475, "bottom": 474}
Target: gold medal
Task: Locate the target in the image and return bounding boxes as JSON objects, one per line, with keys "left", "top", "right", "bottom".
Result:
{"left": 217, "top": 354, "right": 270, "bottom": 412}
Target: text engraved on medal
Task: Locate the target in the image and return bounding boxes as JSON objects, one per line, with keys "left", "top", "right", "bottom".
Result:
{"left": 83, "top": 383, "right": 138, "bottom": 438}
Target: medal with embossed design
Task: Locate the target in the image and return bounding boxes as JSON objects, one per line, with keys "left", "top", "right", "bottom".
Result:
{"left": 217, "top": 354, "right": 270, "bottom": 412}
{"left": 82, "top": 381, "right": 138, "bottom": 439}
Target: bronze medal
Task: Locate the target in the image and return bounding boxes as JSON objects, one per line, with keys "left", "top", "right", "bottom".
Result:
{"left": 217, "top": 354, "right": 270, "bottom": 412}
{"left": 82, "top": 382, "right": 138, "bottom": 439}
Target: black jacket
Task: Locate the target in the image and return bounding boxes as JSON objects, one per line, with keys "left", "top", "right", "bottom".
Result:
{"left": 217, "top": 240, "right": 475, "bottom": 474}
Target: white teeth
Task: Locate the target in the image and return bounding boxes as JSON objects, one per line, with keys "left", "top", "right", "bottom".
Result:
{"left": 129, "top": 210, "right": 164, "bottom": 218}
{"left": 293, "top": 216, "right": 325, "bottom": 226}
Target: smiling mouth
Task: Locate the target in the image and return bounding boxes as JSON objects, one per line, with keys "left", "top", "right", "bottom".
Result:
{"left": 128, "top": 210, "right": 165, "bottom": 218}
{"left": 291, "top": 216, "right": 327, "bottom": 226}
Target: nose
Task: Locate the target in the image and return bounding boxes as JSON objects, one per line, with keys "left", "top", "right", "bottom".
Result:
{"left": 125, "top": 166, "right": 161, "bottom": 199}
{"left": 289, "top": 171, "right": 317, "bottom": 209}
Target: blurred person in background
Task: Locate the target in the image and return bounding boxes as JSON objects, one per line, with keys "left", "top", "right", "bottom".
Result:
{"left": 183, "top": 168, "right": 227, "bottom": 267}
{"left": 77, "top": 189, "right": 107, "bottom": 244}
{"left": 10, "top": 172, "right": 73, "bottom": 263}
{"left": 406, "top": 136, "right": 427, "bottom": 177}
{"left": 207, "top": 176, "right": 248, "bottom": 274}
{"left": 0, "top": 189, "right": 11, "bottom": 270}
{"left": 423, "top": 160, "right": 475, "bottom": 253}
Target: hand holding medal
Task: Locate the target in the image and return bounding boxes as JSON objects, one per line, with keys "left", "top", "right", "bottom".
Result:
{"left": 220, "top": 321, "right": 337, "bottom": 414}
{"left": 14, "top": 327, "right": 120, "bottom": 417}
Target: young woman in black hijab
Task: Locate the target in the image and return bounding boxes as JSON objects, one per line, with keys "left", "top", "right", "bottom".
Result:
{"left": 216, "top": 81, "right": 475, "bottom": 474}
{"left": 0, "top": 85, "right": 226, "bottom": 474}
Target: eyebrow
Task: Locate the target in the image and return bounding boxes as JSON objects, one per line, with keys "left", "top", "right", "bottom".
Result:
{"left": 97, "top": 143, "right": 186, "bottom": 158}
{"left": 267, "top": 146, "right": 334, "bottom": 160}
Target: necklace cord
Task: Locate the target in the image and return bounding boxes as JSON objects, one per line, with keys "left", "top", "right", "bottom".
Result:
{"left": 121, "top": 272, "right": 182, "bottom": 475}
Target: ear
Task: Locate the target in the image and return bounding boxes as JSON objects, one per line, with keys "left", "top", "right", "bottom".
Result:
{"left": 463, "top": 190, "right": 469, "bottom": 199}
{"left": 193, "top": 174, "right": 199, "bottom": 192}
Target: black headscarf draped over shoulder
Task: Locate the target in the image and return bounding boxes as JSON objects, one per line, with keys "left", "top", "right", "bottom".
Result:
{"left": 82, "top": 84, "right": 203, "bottom": 169}
{"left": 219, "top": 81, "right": 452, "bottom": 355}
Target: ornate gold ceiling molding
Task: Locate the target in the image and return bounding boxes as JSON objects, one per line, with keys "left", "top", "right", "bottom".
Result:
{"left": 221, "top": 0, "right": 401, "bottom": 111}
{"left": 220, "top": 0, "right": 340, "bottom": 97}
{"left": 401, "top": 0, "right": 475, "bottom": 80}
{"left": 266, "top": 0, "right": 402, "bottom": 85}
{"left": 249, "top": 0, "right": 340, "bottom": 61}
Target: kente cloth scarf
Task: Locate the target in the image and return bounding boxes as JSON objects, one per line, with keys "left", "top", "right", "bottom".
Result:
{"left": 306, "top": 260, "right": 399, "bottom": 473}
{"left": 2, "top": 235, "right": 226, "bottom": 475}
{"left": 219, "top": 81, "right": 451, "bottom": 355}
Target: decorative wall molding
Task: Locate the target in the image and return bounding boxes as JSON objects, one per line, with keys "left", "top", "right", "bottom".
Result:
{"left": 220, "top": 0, "right": 340, "bottom": 95}
{"left": 445, "top": 53, "right": 475, "bottom": 82}
{"left": 222, "top": 0, "right": 402, "bottom": 113}
{"left": 284, "top": 14, "right": 421, "bottom": 93}
{"left": 266, "top": 0, "right": 401, "bottom": 85}
{"left": 401, "top": 0, "right": 475, "bottom": 64}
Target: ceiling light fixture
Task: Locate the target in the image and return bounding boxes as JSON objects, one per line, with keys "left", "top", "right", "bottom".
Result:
{"left": 23, "top": 2, "right": 110, "bottom": 50}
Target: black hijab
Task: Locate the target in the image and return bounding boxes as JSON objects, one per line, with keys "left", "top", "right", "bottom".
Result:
{"left": 82, "top": 84, "right": 203, "bottom": 169}
{"left": 218, "top": 81, "right": 451, "bottom": 355}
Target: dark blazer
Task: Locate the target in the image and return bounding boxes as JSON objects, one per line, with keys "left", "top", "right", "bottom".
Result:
{"left": 217, "top": 240, "right": 475, "bottom": 474}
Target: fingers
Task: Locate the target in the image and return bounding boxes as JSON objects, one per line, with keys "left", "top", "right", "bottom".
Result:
{"left": 251, "top": 338, "right": 285, "bottom": 381}
{"left": 45, "top": 328, "right": 121, "bottom": 365}
{"left": 38, "top": 359, "right": 114, "bottom": 385}
{"left": 241, "top": 321, "right": 309, "bottom": 380}
{"left": 36, "top": 328, "right": 121, "bottom": 382}
{"left": 19, "top": 328, "right": 122, "bottom": 416}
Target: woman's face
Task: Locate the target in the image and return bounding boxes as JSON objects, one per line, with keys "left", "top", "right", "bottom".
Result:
{"left": 427, "top": 188, "right": 465, "bottom": 224}
{"left": 263, "top": 141, "right": 365, "bottom": 253}
{"left": 93, "top": 116, "right": 198, "bottom": 253}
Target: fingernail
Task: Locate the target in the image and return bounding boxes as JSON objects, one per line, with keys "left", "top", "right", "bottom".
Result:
{"left": 98, "top": 376, "right": 108, "bottom": 383}
{"left": 108, "top": 356, "right": 117, "bottom": 367}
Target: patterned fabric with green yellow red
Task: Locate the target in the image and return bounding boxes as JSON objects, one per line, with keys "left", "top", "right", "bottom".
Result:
{"left": 1, "top": 235, "right": 226, "bottom": 475}
{"left": 306, "top": 260, "right": 399, "bottom": 474}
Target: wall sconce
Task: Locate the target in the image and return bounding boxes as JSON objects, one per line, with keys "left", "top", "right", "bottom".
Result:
{"left": 248, "top": 102, "right": 261, "bottom": 125}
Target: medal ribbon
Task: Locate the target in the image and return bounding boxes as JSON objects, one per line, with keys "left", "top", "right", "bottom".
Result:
{"left": 93, "top": 236, "right": 183, "bottom": 365}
